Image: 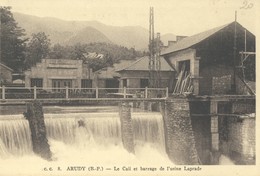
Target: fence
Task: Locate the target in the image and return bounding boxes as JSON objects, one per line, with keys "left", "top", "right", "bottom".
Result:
{"left": 0, "top": 86, "right": 168, "bottom": 100}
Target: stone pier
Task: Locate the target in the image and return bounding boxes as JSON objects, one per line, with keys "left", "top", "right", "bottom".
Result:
{"left": 162, "top": 98, "right": 199, "bottom": 165}
{"left": 23, "top": 100, "right": 52, "bottom": 160}
{"left": 119, "top": 102, "right": 135, "bottom": 154}
{"left": 209, "top": 101, "right": 221, "bottom": 164}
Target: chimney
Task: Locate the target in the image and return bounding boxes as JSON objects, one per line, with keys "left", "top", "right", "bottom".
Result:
{"left": 168, "top": 40, "right": 177, "bottom": 46}
{"left": 176, "top": 35, "right": 187, "bottom": 41}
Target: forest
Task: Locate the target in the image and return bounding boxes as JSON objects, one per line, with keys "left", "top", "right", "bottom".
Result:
{"left": 0, "top": 7, "right": 147, "bottom": 72}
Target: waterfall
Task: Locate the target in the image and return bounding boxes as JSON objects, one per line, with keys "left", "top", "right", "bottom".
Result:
{"left": 45, "top": 113, "right": 121, "bottom": 145}
{"left": 132, "top": 112, "right": 165, "bottom": 150}
{"left": 0, "top": 112, "right": 165, "bottom": 158}
{"left": 0, "top": 116, "right": 32, "bottom": 156}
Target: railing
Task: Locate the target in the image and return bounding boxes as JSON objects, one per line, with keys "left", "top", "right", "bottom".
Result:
{"left": 0, "top": 86, "right": 169, "bottom": 100}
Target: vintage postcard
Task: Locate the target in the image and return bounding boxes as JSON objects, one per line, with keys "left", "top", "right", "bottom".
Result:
{"left": 0, "top": 0, "right": 259, "bottom": 176}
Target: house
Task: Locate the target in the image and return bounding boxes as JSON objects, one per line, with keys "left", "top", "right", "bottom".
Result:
{"left": 24, "top": 59, "right": 93, "bottom": 90}
{"left": 0, "top": 63, "right": 13, "bottom": 85}
{"left": 93, "top": 60, "right": 133, "bottom": 92}
{"left": 116, "top": 56, "right": 175, "bottom": 90}
{"left": 161, "top": 21, "right": 255, "bottom": 95}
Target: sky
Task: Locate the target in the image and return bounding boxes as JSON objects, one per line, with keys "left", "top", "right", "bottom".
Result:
{"left": 1, "top": 0, "right": 258, "bottom": 36}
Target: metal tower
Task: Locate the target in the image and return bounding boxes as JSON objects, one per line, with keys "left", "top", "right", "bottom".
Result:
{"left": 149, "top": 7, "right": 155, "bottom": 88}
{"left": 148, "top": 7, "right": 161, "bottom": 88}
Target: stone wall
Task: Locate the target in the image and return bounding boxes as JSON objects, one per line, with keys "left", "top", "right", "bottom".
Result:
{"left": 119, "top": 102, "right": 135, "bottom": 153}
{"left": 224, "top": 116, "right": 255, "bottom": 164}
{"left": 162, "top": 98, "right": 199, "bottom": 164}
{"left": 212, "top": 75, "right": 231, "bottom": 95}
{"left": 199, "top": 64, "right": 233, "bottom": 95}
{"left": 232, "top": 100, "right": 255, "bottom": 114}
{"left": 218, "top": 100, "right": 255, "bottom": 165}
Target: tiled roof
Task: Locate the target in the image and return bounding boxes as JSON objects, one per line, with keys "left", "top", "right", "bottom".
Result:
{"left": 0, "top": 63, "right": 14, "bottom": 72}
{"left": 161, "top": 22, "right": 233, "bottom": 55}
{"left": 95, "top": 60, "right": 134, "bottom": 79}
{"left": 116, "top": 56, "right": 174, "bottom": 72}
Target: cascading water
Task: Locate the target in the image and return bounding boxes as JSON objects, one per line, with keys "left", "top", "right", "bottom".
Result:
{"left": 132, "top": 112, "right": 165, "bottom": 150}
{"left": 0, "top": 116, "right": 32, "bottom": 157}
{"left": 44, "top": 113, "right": 122, "bottom": 146}
{"left": 0, "top": 109, "right": 168, "bottom": 161}
{"left": 0, "top": 106, "right": 234, "bottom": 175}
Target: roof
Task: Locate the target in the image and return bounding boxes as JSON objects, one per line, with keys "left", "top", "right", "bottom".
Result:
{"left": 0, "top": 63, "right": 14, "bottom": 72}
{"left": 95, "top": 60, "right": 134, "bottom": 79}
{"left": 83, "top": 52, "right": 104, "bottom": 59}
{"left": 161, "top": 22, "right": 232, "bottom": 55}
{"left": 116, "top": 56, "right": 174, "bottom": 72}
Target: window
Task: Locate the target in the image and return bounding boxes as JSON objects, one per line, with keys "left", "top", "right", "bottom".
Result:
{"left": 140, "top": 79, "right": 149, "bottom": 89}
{"left": 81, "top": 79, "right": 92, "bottom": 88}
{"left": 31, "top": 78, "right": 43, "bottom": 88}
{"left": 105, "top": 79, "right": 119, "bottom": 93}
{"left": 52, "top": 79, "right": 72, "bottom": 92}
{"left": 122, "top": 79, "right": 127, "bottom": 87}
{"left": 178, "top": 60, "right": 190, "bottom": 73}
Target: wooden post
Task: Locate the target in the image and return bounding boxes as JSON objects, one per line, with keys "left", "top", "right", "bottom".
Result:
{"left": 166, "top": 87, "right": 169, "bottom": 98}
{"left": 119, "top": 102, "right": 135, "bottom": 153}
{"left": 33, "top": 86, "right": 37, "bottom": 99}
{"left": 123, "top": 87, "right": 126, "bottom": 98}
{"left": 66, "top": 86, "right": 69, "bottom": 99}
{"left": 96, "top": 87, "right": 98, "bottom": 99}
{"left": 2, "top": 86, "right": 5, "bottom": 100}
{"left": 145, "top": 87, "right": 148, "bottom": 98}
{"left": 23, "top": 100, "right": 52, "bottom": 160}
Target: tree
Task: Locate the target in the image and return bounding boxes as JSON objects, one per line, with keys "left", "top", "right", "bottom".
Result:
{"left": 25, "top": 32, "right": 51, "bottom": 68}
{"left": 0, "top": 7, "right": 27, "bottom": 71}
{"left": 49, "top": 44, "right": 67, "bottom": 59}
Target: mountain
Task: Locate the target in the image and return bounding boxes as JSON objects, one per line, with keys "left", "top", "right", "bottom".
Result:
{"left": 67, "top": 27, "right": 111, "bottom": 44}
{"left": 13, "top": 12, "right": 176, "bottom": 50}
{"left": 13, "top": 13, "right": 147, "bottom": 49}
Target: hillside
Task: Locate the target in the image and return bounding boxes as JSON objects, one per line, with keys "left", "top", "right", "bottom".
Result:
{"left": 13, "top": 12, "right": 148, "bottom": 49}
{"left": 67, "top": 27, "right": 111, "bottom": 45}
{"left": 13, "top": 12, "right": 177, "bottom": 50}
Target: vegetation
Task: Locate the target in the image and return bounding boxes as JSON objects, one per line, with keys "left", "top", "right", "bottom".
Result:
{"left": 0, "top": 7, "right": 27, "bottom": 72}
{"left": 0, "top": 7, "right": 146, "bottom": 72}
{"left": 48, "top": 42, "right": 146, "bottom": 71}
{"left": 24, "top": 32, "right": 51, "bottom": 69}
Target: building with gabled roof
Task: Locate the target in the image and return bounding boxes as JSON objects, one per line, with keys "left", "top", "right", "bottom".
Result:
{"left": 161, "top": 21, "right": 255, "bottom": 95}
{"left": 93, "top": 60, "right": 134, "bottom": 92}
{"left": 116, "top": 56, "right": 175, "bottom": 90}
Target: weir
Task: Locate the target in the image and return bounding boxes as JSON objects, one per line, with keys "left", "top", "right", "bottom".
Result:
{"left": 0, "top": 109, "right": 166, "bottom": 159}
{"left": 0, "top": 95, "right": 255, "bottom": 165}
